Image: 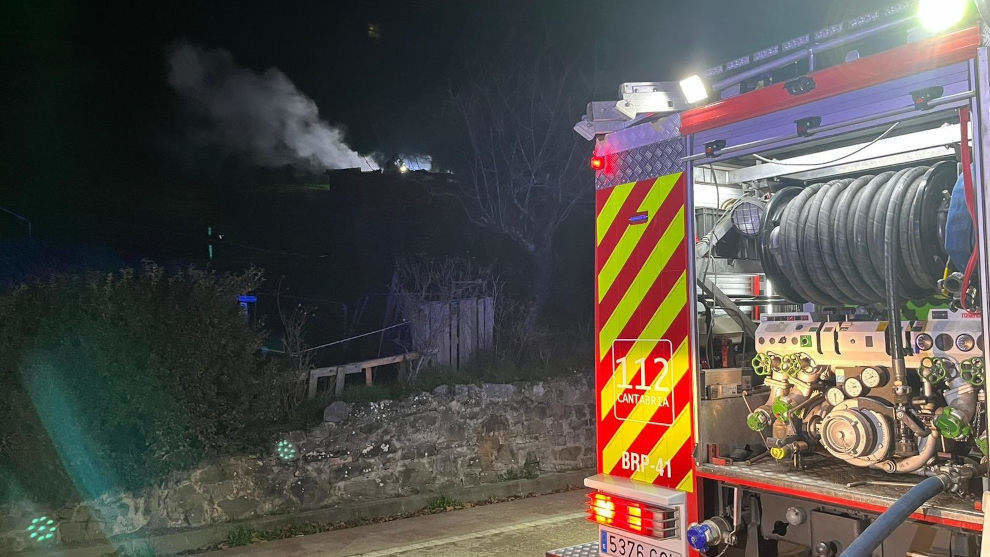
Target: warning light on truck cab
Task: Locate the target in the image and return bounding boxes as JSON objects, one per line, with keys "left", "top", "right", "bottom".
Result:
{"left": 590, "top": 155, "right": 605, "bottom": 170}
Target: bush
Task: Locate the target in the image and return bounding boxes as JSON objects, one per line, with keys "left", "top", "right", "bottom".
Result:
{"left": 0, "top": 263, "right": 302, "bottom": 506}
{"left": 224, "top": 525, "right": 259, "bottom": 547}
{"left": 426, "top": 494, "right": 460, "bottom": 513}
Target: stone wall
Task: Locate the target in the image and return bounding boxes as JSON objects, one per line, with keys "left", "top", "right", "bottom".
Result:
{"left": 0, "top": 375, "right": 594, "bottom": 552}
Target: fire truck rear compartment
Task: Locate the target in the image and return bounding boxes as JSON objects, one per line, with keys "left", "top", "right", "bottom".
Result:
{"left": 576, "top": 19, "right": 990, "bottom": 556}
{"left": 686, "top": 45, "right": 989, "bottom": 554}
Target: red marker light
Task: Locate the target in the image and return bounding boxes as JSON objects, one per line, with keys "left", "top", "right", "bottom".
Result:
{"left": 590, "top": 155, "right": 605, "bottom": 170}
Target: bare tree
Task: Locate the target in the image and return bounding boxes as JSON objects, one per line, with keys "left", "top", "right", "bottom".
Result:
{"left": 276, "top": 278, "right": 315, "bottom": 374}
{"left": 442, "top": 38, "right": 593, "bottom": 335}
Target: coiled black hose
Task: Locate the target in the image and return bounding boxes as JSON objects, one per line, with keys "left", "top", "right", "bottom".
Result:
{"left": 882, "top": 167, "right": 923, "bottom": 386}
{"left": 758, "top": 187, "right": 807, "bottom": 303}
{"left": 888, "top": 167, "right": 930, "bottom": 298}
{"left": 804, "top": 179, "right": 855, "bottom": 303}
{"left": 780, "top": 183, "right": 838, "bottom": 305}
{"left": 851, "top": 173, "right": 892, "bottom": 299}
{"left": 901, "top": 171, "right": 931, "bottom": 289}
{"left": 759, "top": 163, "right": 957, "bottom": 306}
{"left": 831, "top": 175, "right": 878, "bottom": 301}
{"left": 868, "top": 169, "right": 913, "bottom": 281}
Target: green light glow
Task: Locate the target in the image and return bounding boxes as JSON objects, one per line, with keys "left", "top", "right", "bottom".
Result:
{"left": 276, "top": 440, "right": 297, "bottom": 461}
{"left": 23, "top": 359, "right": 114, "bottom": 503}
{"left": 25, "top": 516, "right": 57, "bottom": 543}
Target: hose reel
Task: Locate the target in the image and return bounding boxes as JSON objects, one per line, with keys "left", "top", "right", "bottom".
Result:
{"left": 759, "top": 161, "right": 958, "bottom": 306}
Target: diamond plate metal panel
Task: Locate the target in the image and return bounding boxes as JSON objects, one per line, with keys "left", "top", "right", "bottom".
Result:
{"left": 546, "top": 542, "right": 599, "bottom": 557}
{"left": 600, "top": 114, "right": 681, "bottom": 153}
{"left": 595, "top": 137, "right": 686, "bottom": 190}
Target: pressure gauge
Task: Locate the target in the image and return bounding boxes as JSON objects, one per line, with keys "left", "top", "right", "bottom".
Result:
{"left": 956, "top": 334, "right": 975, "bottom": 352}
{"left": 935, "top": 333, "right": 953, "bottom": 352}
{"left": 861, "top": 367, "right": 887, "bottom": 388}
{"left": 826, "top": 387, "right": 845, "bottom": 406}
{"left": 844, "top": 377, "right": 864, "bottom": 398}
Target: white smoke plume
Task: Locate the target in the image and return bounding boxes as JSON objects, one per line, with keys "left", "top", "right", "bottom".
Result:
{"left": 167, "top": 41, "right": 377, "bottom": 171}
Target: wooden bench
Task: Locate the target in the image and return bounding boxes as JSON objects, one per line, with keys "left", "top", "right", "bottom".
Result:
{"left": 306, "top": 352, "right": 419, "bottom": 398}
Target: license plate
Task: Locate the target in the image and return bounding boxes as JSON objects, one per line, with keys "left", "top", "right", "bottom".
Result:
{"left": 599, "top": 528, "right": 680, "bottom": 557}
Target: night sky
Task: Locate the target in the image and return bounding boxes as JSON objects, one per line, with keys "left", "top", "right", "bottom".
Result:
{"left": 2, "top": 0, "right": 894, "bottom": 240}
{"left": 0, "top": 0, "right": 920, "bottom": 383}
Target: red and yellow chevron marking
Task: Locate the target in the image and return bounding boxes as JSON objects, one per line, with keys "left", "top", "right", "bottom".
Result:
{"left": 595, "top": 173, "right": 695, "bottom": 493}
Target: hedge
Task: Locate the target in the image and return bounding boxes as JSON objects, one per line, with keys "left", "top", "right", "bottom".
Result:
{"left": 0, "top": 263, "right": 300, "bottom": 505}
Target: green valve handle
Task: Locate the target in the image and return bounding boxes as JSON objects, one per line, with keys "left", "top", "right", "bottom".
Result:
{"left": 747, "top": 410, "right": 770, "bottom": 431}
{"left": 752, "top": 354, "right": 770, "bottom": 376}
{"left": 780, "top": 353, "right": 814, "bottom": 377}
{"left": 781, "top": 354, "right": 798, "bottom": 376}
{"left": 920, "top": 356, "right": 948, "bottom": 385}
{"left": 934, "top": 407, "right": 971, "bottom": 440}
{"left": 977, "top": 436, "right": 989, "bottom": 457}
{"left": 772, "top": 398, "right": 793, "bottom": 423}
{"left": 960, "top": 359, "right": 985, "bottom": 386}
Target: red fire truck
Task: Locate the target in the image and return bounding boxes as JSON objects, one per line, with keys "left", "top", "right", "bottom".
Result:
{"left": 559, "top": 2, "right": 990, "bottom": 556}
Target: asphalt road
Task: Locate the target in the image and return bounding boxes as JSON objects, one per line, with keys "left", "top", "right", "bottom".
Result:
{"left": 212, "top": 490, "right": 596, "bottom": 556}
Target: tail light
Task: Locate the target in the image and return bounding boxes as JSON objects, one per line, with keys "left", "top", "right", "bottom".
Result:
{"left": 590, "top": 492, "right": 616, "bottom": 525}
{"left": 590, "top": 155, "right": 605, "bottom": 170}
{"left": 586, "top": 492, "right": 678, "bottom": 539}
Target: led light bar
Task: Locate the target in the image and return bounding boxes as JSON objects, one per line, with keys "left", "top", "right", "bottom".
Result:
{"left": 814, "top": 23, "right": 844, "bottom": 41}
{"left": 782, "top": 34, "right": 811, "bottom": 52}
{"left": 848, "top": 10, "right": 881, "bottom": 29}
{"left": 752, "top": 45, "right": 780, "bottom": 63}
{"left": 701, "top": 1, "right": 914, "bottom": 84}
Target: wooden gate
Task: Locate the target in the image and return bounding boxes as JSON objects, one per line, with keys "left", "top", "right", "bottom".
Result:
{"left": 406, "top": 297, "right": 494, "bottom": 369}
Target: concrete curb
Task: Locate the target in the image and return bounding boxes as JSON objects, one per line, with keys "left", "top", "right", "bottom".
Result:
{"left": 45, "top": 469, "right": 593, "bottom": 556}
